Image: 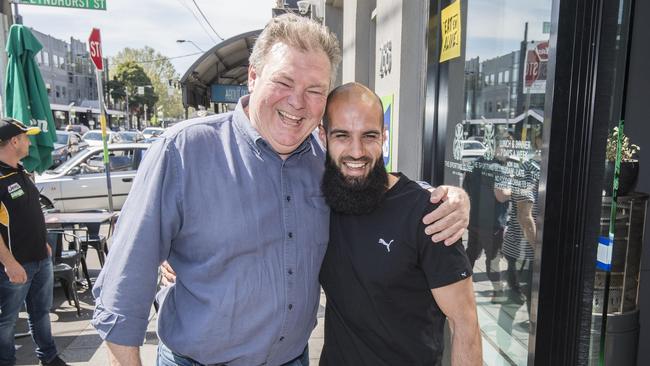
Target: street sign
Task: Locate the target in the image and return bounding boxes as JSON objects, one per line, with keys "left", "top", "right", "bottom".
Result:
{"left": 523, "top": 40, "right": 549, "bottom": 94}
{"left": 88, "top": 28, "right": 103, "bottom": 71}
{"left": 11, "top": 0, "right": 107, "bottom": 11}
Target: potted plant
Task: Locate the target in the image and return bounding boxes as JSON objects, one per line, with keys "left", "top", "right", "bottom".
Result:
{"left": 604, "top": 127, "right": 640, "bottom": 196}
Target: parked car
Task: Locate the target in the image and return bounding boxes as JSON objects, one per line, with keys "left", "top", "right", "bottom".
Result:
{"left": 82, "top": 130, "right": 123, "bottom": 147}
{"left": 51, "top": 131, "right": 88, "bottom": 167}
{"left": 142, "top": 127, "right": 165, "bottom": 139}
{"left": 460, "top": 140, "right": 488, "bottom": 159}
{"left": 36, "top": 143, "right": 150, "bottom": 212}
{"left": 117, "top": 130, "right": 145, "bottom": 143}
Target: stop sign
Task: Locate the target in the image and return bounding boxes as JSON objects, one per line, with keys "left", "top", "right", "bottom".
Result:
{"left": 88, "top": 28, "right": 103, "bottom": 71}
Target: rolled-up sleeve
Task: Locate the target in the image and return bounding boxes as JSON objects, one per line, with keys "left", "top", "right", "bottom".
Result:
{"left": 91, "top": 137, "right": 183, "bottom": 346}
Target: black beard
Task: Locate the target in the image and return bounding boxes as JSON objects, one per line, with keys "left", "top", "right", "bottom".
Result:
{"left": 322, "top": 153, "right": 389, "bottom": 215}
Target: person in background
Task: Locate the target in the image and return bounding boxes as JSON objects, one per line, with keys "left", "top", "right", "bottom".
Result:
{"left": 0, "top": 118, "right": 69, "bottom": 366}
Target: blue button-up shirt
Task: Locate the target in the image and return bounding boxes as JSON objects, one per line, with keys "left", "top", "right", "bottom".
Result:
{"left": 92, "top": 97, "right": 329, "bottom": 365}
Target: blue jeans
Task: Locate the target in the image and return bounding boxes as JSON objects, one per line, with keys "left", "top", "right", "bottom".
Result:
{"left": 157, "top": 343, "right": 309, "bottom": 366}
{"left": 0, "top": 258, "right": 58, "bottom": 366}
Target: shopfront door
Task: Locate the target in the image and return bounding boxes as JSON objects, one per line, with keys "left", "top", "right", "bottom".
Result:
{"left": 422, "top": 0, "right": 636, "bottom": 364}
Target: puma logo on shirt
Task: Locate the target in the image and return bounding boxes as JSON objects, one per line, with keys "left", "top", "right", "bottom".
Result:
{"left": 378, "top": 238, "right": 395, "bottom": 252}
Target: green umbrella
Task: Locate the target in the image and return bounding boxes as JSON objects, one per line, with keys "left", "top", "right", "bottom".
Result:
{"left": 4, "top": 24, "right": 56, "bottom": 173}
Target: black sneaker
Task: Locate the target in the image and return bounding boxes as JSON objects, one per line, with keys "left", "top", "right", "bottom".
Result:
{"left": 40, "top": 355, "right": 70, "bottom": 366}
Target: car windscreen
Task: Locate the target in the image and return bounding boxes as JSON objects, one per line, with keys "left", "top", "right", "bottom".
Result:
{"left": 464, "top": 142, "right": 485, "bottom": 149}
{"left": 119, "top": 133, "right": 138, "bottom": 142}
{"left": 84, "top": 132, "right": 103, "bottom": 141}
{"left": 55, "top": 133, "right": 69, "bottom": 145}
{"left": 46, "top": 149, "right": 93, "bottom": 174}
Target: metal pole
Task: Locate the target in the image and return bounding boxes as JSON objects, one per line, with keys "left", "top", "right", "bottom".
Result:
{"left": 95, "top": 70, "right": 114, "bottom": 212}
{"left": 125, "top": 91, "right": 130, "bottom": 129}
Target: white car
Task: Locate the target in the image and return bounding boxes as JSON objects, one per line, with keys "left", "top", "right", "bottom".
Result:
{"left": 142, "top": 127, "right": 165, "bottom": 139}
{"left": 83, "top": 130, "right": 123, "bottom": 147}
{"left": 460, "top": 140, "right": 488, "bottom": 159}
{"left": 36, "top": 143, "right": 150, "bottom": 212}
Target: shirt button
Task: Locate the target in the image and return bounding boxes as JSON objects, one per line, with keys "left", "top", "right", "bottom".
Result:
{"left": 288, "top": 304, "right": 293, "bottom": 310}
{"left": 288, "top": 269, "right": 293, "bottom": 275}
{"left": 286, "top": 195, "right": 291, "bottom": 202}
{"left": 280, "top": 336, "right": 285, "bottom": 341}
{"left": 288, "top": 232, "right": 293, "bottom": 238}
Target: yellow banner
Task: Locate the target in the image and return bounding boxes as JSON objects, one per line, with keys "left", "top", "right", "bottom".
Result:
{"left": 440, "top": 0, "right": 462, "bottom": 63}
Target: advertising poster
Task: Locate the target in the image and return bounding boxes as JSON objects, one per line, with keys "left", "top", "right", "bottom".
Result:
{"left": 381, "top": 94, "right": 394, "bottom": 171}
{"left": 440, "top": 0, "right": 462, "bottom": 63}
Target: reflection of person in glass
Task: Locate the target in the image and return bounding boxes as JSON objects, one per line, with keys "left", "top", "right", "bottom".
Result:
{"left": 501, "top": 132, "right": 542, "bottom": 319}
{"left": 462, "top": 143, "right": 509, "bottom": 303}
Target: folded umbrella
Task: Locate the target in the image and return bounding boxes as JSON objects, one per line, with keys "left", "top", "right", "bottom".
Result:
{"left": 4, "top": 24, "right": 57, "bottom": 173}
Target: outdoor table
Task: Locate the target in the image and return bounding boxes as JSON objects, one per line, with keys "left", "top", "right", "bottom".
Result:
{"left": 44, "top": 211, "right": 118, "bottom": 258}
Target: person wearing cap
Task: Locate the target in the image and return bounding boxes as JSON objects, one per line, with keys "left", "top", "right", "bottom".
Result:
{"left": 0, "top": 118, "right": 69, "bottom": 366}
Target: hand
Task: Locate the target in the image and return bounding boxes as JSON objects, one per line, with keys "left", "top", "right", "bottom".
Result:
{"left": 423, "top": 185, "right": 470, "bottom": 245}
{"left": 4, "top": 260, "right": 27, "bottom": 284}
{"left": 160, "top": 261, "right": 176, "bottom": 286}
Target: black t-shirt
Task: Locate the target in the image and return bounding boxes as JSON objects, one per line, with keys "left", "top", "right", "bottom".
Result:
{"left": 0, "top": 161, "right": 48, "bottom": 265}
{"left": 319, "top": 174, "right": 472, "bottom": 366}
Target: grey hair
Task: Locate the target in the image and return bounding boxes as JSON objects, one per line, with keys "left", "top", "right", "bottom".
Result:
{"left": 249, "top": 13, "right": 341, "bottom": 87}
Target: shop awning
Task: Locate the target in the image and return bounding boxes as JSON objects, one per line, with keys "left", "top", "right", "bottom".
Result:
{"left": 180, "top": 29, "right": 262, "bottom": 109}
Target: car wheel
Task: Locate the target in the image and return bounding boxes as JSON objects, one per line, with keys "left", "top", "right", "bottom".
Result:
{"left": 39, "top": 194, "right": 54, "bottom": 211}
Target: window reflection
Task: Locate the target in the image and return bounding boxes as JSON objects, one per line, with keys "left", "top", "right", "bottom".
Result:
{"left": 438, "top": 0, "right": 552, "bottom": 364}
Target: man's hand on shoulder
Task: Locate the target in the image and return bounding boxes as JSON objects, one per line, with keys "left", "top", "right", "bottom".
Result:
{"left": 160, "top": 260, "right": 177, "bottom": 286}
{"left": 423, "top": 185, "right": 470, "bottom": 245}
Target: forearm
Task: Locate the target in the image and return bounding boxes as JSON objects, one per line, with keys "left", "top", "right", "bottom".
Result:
{"left": 450, "top": 317, "right": 482, "bottom": 366}
{"left": 0, "top": 236, "right": 17, "bottom": 267}
{"left": 106, "top": 342, "right": 142, "bottom": 366}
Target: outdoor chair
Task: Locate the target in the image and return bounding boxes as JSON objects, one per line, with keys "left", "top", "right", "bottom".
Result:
{"left": 48, "top": 230, "right": 83, "bottom": 316}
{"left": 77, "top": 210, "right": 116, "bottom": 267}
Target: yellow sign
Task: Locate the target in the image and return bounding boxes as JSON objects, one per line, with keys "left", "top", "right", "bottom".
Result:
{"left": 440, "top": 0, "right": 462, "bottom": 63}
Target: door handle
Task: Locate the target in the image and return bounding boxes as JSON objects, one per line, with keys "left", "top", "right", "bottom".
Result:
{"left": 122, "top": 178, "right": 133, "bottom": 182}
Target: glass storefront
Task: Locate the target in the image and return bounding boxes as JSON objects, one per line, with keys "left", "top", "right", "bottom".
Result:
{"left": 426, "top": 0, "right": 552, "bottom": 364}
{"left": 422, "top": 0, "right": 641, "bottom": 364}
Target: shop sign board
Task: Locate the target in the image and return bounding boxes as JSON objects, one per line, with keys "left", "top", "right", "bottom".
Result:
{"left": 11, "top": 0, "right": 107, "bottom": 11}
{"left": 211, "top": 84, "right": 248, "bottom": 103}
{"left": 440, "top": 0, "right": 462, "bottom": 63}
{"left": 523, "top": 40, "right": 549, "bottom": 94}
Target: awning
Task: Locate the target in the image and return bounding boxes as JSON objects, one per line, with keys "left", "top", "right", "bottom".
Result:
{"left": 50, "top": 103, "right": 126, "bottom": 117}
{"left": 180, "top": 30, "right": 262, "bottom": 109}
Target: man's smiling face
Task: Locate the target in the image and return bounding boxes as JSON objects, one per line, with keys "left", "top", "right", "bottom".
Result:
{"left": 247, "top": 42, "right": 331, "bottom": 155}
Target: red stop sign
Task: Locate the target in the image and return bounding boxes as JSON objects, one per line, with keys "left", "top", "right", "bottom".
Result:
{"left": 88, "top": 28, "right": 103, "bottom": 71}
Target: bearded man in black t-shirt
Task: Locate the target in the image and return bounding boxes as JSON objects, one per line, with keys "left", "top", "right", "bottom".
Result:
{"left": 318, "top": 83, "right": 482, "bottom": 366}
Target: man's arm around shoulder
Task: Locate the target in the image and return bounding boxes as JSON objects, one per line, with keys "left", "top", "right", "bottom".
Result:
{"left": 431, "top": 278, "right": 482, "bottom": 366}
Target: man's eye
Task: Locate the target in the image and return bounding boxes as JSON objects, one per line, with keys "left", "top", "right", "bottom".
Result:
{"left": 276, "top": 81, "right": 290, "bottom": 87}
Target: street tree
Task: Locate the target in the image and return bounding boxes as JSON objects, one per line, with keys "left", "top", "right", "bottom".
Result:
{"left": 111, "top": 47, "right": 185, "bottom": 123}
{"left": 113, "top": 61, "right": 158, "bottom": 127}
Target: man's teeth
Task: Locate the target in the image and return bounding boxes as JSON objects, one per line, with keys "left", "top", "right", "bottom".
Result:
{"left": 345, "top": 162, "right": 366, "bottom": 168}
{"left": 278, "top": 110, "right": 302, "bottom": 122}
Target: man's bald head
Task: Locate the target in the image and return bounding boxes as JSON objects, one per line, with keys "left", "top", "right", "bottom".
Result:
{"left": 322, "top": 82, "right": 384, "bottom": 132}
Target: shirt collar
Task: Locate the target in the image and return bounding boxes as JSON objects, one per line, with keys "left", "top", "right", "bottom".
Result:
{"left": 232, "top": 95, "right": 315, "bottom": 159}
{"left": 0, "top": 160, "right": 23, "bottom": 173}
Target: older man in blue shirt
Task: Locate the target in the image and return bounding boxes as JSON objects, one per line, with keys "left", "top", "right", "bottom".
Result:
{"left": 92, "top": 14, "right": 469, "bottom": 366}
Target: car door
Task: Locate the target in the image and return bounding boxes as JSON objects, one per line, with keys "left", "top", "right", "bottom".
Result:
{"left": 58, "top": 147, "right": 139, "bottom": 211}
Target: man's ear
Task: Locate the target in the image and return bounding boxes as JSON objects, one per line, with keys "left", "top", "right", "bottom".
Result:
{"left": 247, "top": 65, "right": 258, "bottom": 93}
{"left": 318, "top": 124, "right": 327, "bottom": 146}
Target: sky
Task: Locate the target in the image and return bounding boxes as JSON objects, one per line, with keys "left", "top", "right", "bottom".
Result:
{"left": 17, "top": 0, "right": 274, "bottom": 76}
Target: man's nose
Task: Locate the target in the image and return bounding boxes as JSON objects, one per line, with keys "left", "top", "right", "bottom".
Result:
{"left": 287, "top": 89, "right": 305, "bottom": 110}
{"left": 348, "top": 137, "right": 365, "bottom": 158}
